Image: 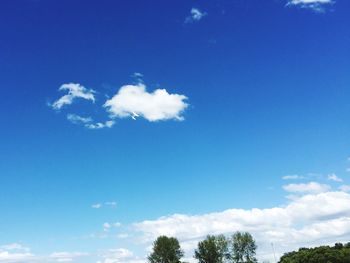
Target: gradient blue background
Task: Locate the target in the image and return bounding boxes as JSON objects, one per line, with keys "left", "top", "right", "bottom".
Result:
{"left": 0, "top": 0, "right": 349, "bottom": 256}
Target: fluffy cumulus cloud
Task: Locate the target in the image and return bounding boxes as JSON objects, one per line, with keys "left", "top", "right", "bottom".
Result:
{"left": 185, "top": 8, "right": 207, "bottom": 23}
{"left": 104, "top": 84, "right": 188, "bottom": 122}
{"left": 133, "top": 191, "right": 350, "bottom": 262}
{"left": 287, "top": 0, "right": 334, "bottom": 11}
{"left": 50, "top": 83, "right": 95, "bottom": 110}
{"left": 283, "top": 181, "right": 330, "bottom": 194}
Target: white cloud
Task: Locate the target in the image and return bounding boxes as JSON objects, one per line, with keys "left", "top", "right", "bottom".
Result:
{"left": 339, "top": 185, "right": 350, "bottom": 192}
{"left": 0, "top": 251, "right": 35, "bottom": 262}
{"left": 98, "top": 248, "right": 141, "bottom": 263}
{"left": 0, "top": 243, "right": 34, "bottom": 263}
{"left": 67, "top": 114, "right": 115, "bottom": 130}
{"left": 283, "top": 182, "right": 330, "bottom": 194}
{"left": 104, "top": 84, "right": 188, "bottom": 122}
{"left": 105, "top": 201, "right": 117, "bottom": 208}
{"left": 92, "top": 203, "right": 102, "bottom": 209}
{"left": 287, "top": 0, "right": 334, "bottom": 11}
{"left": 67, "top": 114, "right": 92, "bottom": 124}
{"left": 103, "top": 223, "right": 111, "bottom": 232}
{"left": 49, "top": 252, "right": 88, "bottom": 262}
{"left": 185, "top": 8, "right": 207, "bottom": 23}
{"left": 0, "top": 244, "right": 29, "bottom": 252}
{"left": 92, "top": 201, "right": 117, "bottom": 209}
{"left": 51, "top": 83, "right": 95, "bottom": 110}
{"left": 102, "top": 221, "right": 122, "bottom": 233}
{"left": 132, "top": 72, "right": 144, "bottom": 79}
{"left": 85, "top": 120, "right": 115, "bottom": 130}
{"left": 117, "top": 233, "right": 129, "bottom": 239}
{"left": 327, "top": 173, "right": 343, "bottom": 182}
{"left": 282, "top": 174, "right": 303, "bottom": 180}
{"left": 133, "top": 191, "right": 350, "bottom": 262}
{"left": 289, "top": 0, "right": 332, "bottom": 3}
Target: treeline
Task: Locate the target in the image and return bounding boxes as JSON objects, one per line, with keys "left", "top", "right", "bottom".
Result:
{"left": 147, "top": 232, "right": 350, "bottom": 263}
{"left": 148, "top": 232, "right": 258, "bottom": 263}
{"left": 279, "top": 242, "right": 350, "bottom": 263}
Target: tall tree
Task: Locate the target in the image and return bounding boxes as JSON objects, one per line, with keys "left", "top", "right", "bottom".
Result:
{"left": 231, "top": 232, "right": 257, "bottom": 263}
{"left": 148, "top": 236, "right": 184, "bottom": 263}
{"left": 194, "top": 235, "right": 229, "bottom": 263}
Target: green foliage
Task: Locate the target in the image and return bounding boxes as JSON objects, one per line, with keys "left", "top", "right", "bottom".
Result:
{"left": 231, "top": 232, "right": 258, "bottom": 263}
{"left": 148, "top": 236, "right": 184, "bottom": 263}
{"left": 279, "top": 243, "right": 350, "bottom": 263}
{"left": 194, "top": 235, "right": 229, "bottom": 263}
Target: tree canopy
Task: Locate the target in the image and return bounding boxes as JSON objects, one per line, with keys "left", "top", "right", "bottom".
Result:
{"left": 279, "top": 243, "right": 350, "bottom": 263}
{"left": 148, "top": 236, "right": 184, "bottom": 263}
{"left": 194, "top": 235, "right": 229, "bottom": 263}
{"left": 231, "top": 232, "right": 257, "bottom": 263}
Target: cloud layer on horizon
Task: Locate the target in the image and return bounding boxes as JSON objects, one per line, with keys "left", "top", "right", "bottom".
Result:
{"left": 2, "top": 189, "right": 350, "bottom": 263}
{"left": 133, "top": 191, "right": 350, "bottom": 262}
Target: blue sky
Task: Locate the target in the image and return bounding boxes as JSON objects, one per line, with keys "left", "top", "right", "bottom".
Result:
{"left": 1, "top": 0, "right": 350, "bottom": 262}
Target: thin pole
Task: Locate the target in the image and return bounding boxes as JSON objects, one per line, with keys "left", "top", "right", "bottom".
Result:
{"left": 271, "top": 242, "right": 277, "bottom": 263}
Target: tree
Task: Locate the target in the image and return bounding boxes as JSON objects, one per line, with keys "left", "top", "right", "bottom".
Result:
{"left": 194, "top": 235, "right": 229, "bottom": 263}
{"left": 279, "top": 243, "right": 350, "bottom": 263}
{"left": 231, "top": 232, "right": 257, "bottom": 263}
{"left": 148, "top": 236, "right": 184, "bottom": 263}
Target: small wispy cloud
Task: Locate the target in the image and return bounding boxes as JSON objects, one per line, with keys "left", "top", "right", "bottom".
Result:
{"left": 49, "top": 251, "right": 88, "bottom": 262}
{"left": 286, "top": 0, "right": 334, "bottom": 12}
{"left": 0, "top": 243, "right": 30, "bottom": 252}
{"left": 102, "top": 221, "right": 122, "bottom": 233}
{"left": 91, "top": 201, "right": 117, "bottom": 209}
{"left": 67, "top": 114, "right": 92, "bottom": 124}
{"left": 104, "top": 83, "right": 188, "bottom": 122}
{"left": 50, "top": 83, "right": 95, "bottom": 110}
{"left": 327, "top": 173, "right": 343, "bottom": 182}
{"left": 131, "top": 72, "right": 144, "bottom": 79}
{"left": 117, "top": 233, "right": 129, "bottom": 239}
{"left": 103, "top": 222, "right": 111, "bottom": 232}
{"left": 91, "top": 203, "right": 102, "bottom": 209}
{"left": 67, "top": 114, "right": 115, "bottom": 130}
{"left": 283, "top": 182, "right": 331, "bottom": 194}
{"left": 0, "top": 243, "right": 34, "bottom": 262}
{"left": 185, "top": 8, "right": 207, "bottom": 23}
{"left": 105, "top": 201, "right": 117, "bottom": 208}
{"left": 282, "top": 174, "right": 304, "bottom": 180}
{"left": 97, "top": 248, "right": 135, "bottom": 263}
{"left": 85, "top": 120, "right": 115, "bottom": 130}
